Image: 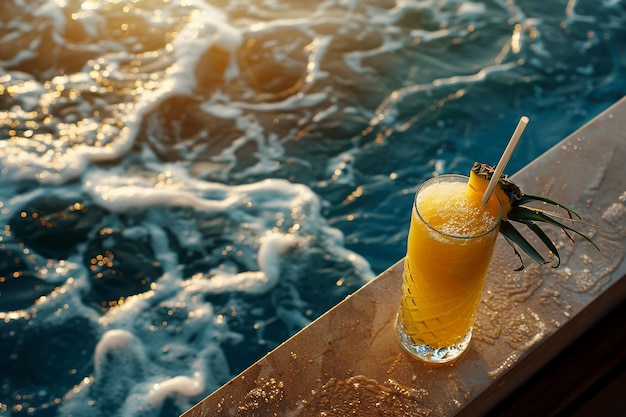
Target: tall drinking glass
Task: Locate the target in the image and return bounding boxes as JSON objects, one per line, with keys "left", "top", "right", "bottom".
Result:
{"left": 396, "top": 174, "right": 502, "bottom": 363}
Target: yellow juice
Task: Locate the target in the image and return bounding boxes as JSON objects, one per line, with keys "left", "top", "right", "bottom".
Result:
{"left": 397, "top": 175, "right": 501, "bottom": 361}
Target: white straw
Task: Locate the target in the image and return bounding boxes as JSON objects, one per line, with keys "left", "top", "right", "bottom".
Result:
{"left": 481, "top": 116, "right": 529, "bottom": 205}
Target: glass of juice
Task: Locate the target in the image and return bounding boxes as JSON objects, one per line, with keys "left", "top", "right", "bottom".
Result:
{"left": 396, "top": 174, "right": 502, "bottom": 363}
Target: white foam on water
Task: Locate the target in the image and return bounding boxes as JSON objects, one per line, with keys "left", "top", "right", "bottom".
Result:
{"left": 17, "top": 159, "right": 372, "bottom": 415}
{"left": 184, "top": 232, "right": 307, "bottom": 294}
{"left": 144, "top": 2, "right": 243, "bottom": 99}
{"left": 58, "top": 328, "right": 211, "bottom": 417}
{"left": 82, "top": 168, "right": 239, "bottom": 213}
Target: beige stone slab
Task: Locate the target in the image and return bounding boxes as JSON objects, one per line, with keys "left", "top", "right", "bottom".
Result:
{"left": 181, "top": 96, "right": 626, "bottom": 417}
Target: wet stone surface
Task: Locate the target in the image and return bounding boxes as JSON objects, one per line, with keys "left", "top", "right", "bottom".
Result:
{"left": 298, "top": 375, "right": 431, "bottom": 417}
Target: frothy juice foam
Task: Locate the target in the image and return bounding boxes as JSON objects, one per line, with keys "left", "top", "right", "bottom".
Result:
{"left": 416, "top": 181, "right": 500, "bottom": 238}
{"left": 399, "top": 176, "right": 501, "bottom": 353}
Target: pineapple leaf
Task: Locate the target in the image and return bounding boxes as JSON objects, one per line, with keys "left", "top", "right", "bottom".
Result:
{"left": 508, "top": 206, "right": 600, "bottom": 252}
{"left": 518, "top": 206, "right": 598, "bottom": 228}
{"left": 499, "top": 220, "right": 548, "bottom": 270}
{"left": 501, "top": 235, "right": 527, "bottom": 272}
{"left": 516, "top": 194, "right": 581, "bottom": 220}
{"left": 521, "top": 220, "right": 561, "bottom": 267}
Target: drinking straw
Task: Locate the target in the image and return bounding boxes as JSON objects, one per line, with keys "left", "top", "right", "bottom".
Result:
{"left": 481, "top": 116, "right": 529, "bottom": 205}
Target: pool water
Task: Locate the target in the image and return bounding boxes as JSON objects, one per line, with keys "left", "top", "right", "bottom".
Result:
{"left": 1, "top": 0, "right": 625, "bottom": 415}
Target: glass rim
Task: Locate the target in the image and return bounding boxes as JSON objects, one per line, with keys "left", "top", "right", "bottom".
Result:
{"left": 413, "top": 174, "right": 503, "bottom": 240}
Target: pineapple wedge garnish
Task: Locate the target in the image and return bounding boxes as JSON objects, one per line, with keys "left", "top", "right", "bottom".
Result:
{"left": 468, "top": 162, "right": 599, "bottom": 271}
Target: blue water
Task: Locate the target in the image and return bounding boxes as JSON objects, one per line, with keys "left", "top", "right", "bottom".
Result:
{"left": 1, "top": 0, "right": 625, "bottom": 415}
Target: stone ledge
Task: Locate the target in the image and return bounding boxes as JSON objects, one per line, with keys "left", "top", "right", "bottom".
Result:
{"left": 181, "top": 95, "right": 626, "bottom": 417}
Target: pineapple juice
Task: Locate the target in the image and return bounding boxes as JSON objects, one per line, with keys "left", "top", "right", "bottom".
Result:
{"left": 397, "top": 175, "right": 501, "bottom": 363}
